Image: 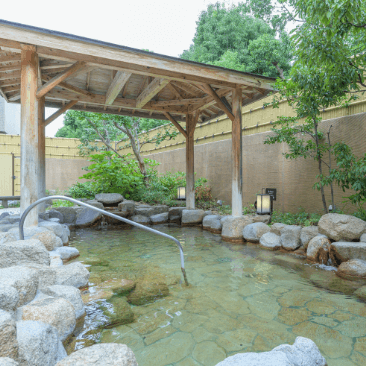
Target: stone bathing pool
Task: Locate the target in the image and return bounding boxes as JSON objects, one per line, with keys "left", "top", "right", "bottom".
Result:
{"left": 67, "top": 225, "right": 366, "bottom": 366}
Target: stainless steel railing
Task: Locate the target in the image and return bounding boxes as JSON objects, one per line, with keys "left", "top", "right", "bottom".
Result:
{"left": 19, "top": 196, "right": 189, "bottom": 286}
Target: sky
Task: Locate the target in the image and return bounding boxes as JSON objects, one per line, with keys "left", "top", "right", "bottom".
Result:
{"left": 1, "top": 0, "right": 242, "bottom": 137}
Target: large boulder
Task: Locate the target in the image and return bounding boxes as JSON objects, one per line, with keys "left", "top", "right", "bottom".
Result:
{"left": 330, "top": 242, "right": 366, "bottom": 265}
{"left": 216, "top": 337, "right": 326, "bottom": 366}
{"left": 2, "top": 216, "right": 21, "bottom": 225}
{"left": 16, "top": 321, "right": 67, "bottom": 366}
{"left": 270, "top": 223, "right": 287, "bottom": 236}
{"left": 47, "top": 210, "right": 65, "bottom": 224}
{"left": 75, "top": 208, "right": 102, "bottom": 228}
{"left": 281, "top": 225, "right": 302, "bottom": 251}
{"left": 0, "top": 239, "right": 50, "bottom": 268}
{"left": 0, "top": 224, "right": 18, "bottom": 233}
{"left": 221, "top": 216, "right": 253, "bottom": 242}
{"left": 243, "top": 222, "right": 270, "bottom": 243}
{"left": 135, "top": 205, "right": 169, "bottom": 217}
{"left": 0, "top": 267, "right": 38, "bottom": 306}
{"left": 300, "top": 226, "right": 319, "bottom": 249}
{"left": 0, "top": 286, "right": 19, "bottom": 313}
{"left": 84, "top": 200, "right": 104, "bottom": 210}
{"left": 130, "top": 215, "right": 151, "bottom": 225}
{"left": 8, "top": 226, "right": 49, "bottom": 241}
{"left": 53, "top": 208, "right": 76, "bottom": 224}
{"left": 95, "top": 193, "right": 124, "bottom": 205}
{"left": 38, "top": 222, "right": 65, "bottom": 239}
{"left": 181, "top": 209, "right": 205, "bottom": 226}
{"left": 0, "top": 357, "right": 19, "bottom": 365}
{"left": 150, "top": 212, "right": 169, "bottom": 224}
{"left": 337, "top": 259, "right": 366, "bottom": 280}
{"left": 118, "top": 200, "right": 135, "bottom": 216}
{"left": 0, "top": 310, "right": 18, "bottom": 360}
{"left": 102, "top": 297, "right": 134, "bottom": 328}
{"left": 0, "top": 232, "right": 17, "bottom": 245}
{"left": 18, "top": 297, "right": 76, "bottom": 342}
{"left": 203, "top": 215, "right": 222, "bottom": 233}
{"left": 54, "top": 247, "right": 80, "bottom": 261}
{"left": 31, "top": 230, "right": 62, "bottom": 251}
{"left": 40, "top": 285, "right": 85, "bottom": 320}
{"left": 259, "top": 232, "right": 281, "bottom": 251}
{"left": 0, "top": 212, "right": 10, "bottom": 221}
{"left": 168, "top": 207, "right": 185, "bottom": 222}
{"left": 104, "top": 211, "right": 129, "bottom": 225}
{"left": 54, "top": 262, "right": 90, "bottom": 289}
{"left": 318, "top": 213, "right": 366, "bottom": 241}
{"left": 22, "top": 264, "right": 56, "bottom": 290}
{"left": 306, "top": 236, "right": 331, "bottom": 264}
{"left": 55, "top": 343, "right": 137, "bottom": 366}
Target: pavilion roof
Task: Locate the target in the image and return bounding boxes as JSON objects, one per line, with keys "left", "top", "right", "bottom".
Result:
{"left": 0, "top": 19, "right": 276, "bottom": 125}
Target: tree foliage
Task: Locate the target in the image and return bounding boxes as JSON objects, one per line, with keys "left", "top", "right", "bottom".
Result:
{"left": 180, "top": 2, "right": 292, "bottom": 78}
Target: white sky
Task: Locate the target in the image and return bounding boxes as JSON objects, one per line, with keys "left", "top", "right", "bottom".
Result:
{"left": 2, "top": 0, "right": 242, "bottom": 137}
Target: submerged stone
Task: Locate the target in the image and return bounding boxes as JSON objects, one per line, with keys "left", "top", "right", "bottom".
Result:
{"left": 102, "top": 296, "right": 134, "bottom": 328}
{"left": 337, "top": 259, "right": 366, "bottom": 280}
{"left": 127, "top": 276, "right": 169, "bottom": 305}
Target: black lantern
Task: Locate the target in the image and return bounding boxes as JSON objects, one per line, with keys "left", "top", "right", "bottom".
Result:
{"left": 177, "top": 187, "right": 186, "bottom": 200}
{"left": 256, "top": 188, "right": 272, "bottom": 215}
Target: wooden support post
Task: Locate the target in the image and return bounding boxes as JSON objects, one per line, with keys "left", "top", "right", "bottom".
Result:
{"left": 186, "top": 113, "right": 198, "bottom": 210}
{"left": 232, "top": 87, "right": 243, "bottom": 216}
{"left": 38, "top": 97, "right": 46, "bottom": 213}
{"left": 20, "top": 45, "right": 40, "bottom": 226}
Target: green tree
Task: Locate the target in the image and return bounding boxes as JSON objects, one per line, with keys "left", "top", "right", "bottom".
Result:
{"left": 181, "top": 2, "right": 292, "bottom": 78}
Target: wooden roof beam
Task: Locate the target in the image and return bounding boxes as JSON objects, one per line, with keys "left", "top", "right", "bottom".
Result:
{"left": 105, "top": 71, "right": 132, "bottom": 105}
{"left": 41, "top": 74, "right": 91, "bottom": 96}
{"left": 136, "top": 78, "right": 170, "bottom": 108}
{"left": 0, "top": 86, "right": 8, "bottom": 102}
{"left": 0, "top": 54, "right": 20, "bottom": 63}
{"left": 163, "top": 112, "right": 187, "bottom": 138}
{"left": 45, "top": 100, "right": 78, "bottom": 126}
{"left": 37, "top": 61, "right": 87, "bottom": 99}
{"left": 167, "top": 83, "right": 183, "bottom": 99}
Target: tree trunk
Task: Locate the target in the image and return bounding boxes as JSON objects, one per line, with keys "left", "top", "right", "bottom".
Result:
{"left": 314, "top": 121, "right": 328, "bottom": 214}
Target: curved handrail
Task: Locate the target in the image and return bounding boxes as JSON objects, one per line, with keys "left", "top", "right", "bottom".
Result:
{"left": 19, "top": 196, "right": 189, "bottom": 286}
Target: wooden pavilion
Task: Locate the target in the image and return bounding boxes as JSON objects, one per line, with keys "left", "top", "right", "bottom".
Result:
{"left": 0, "top": 19, "right": 275, "bottom": 226}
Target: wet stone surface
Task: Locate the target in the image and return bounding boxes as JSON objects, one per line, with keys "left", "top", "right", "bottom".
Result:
{"left": 67, "top": 226, "right": 366, "bottom": 366}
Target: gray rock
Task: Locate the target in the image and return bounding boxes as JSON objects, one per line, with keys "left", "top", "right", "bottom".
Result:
{"left": 48, "top": 218, "right": 60, "bottom": 223}
{"left": 0, "top": 310, "right": 18, "bottom": 360}
{"left": 130, "top": 215, "right": 151, "bottom": 225}
{"left": 95, "top": 193, "right": 124, "bottom": 205}
{"left": 203, "top": 215, "right": 222, "bottom": 232}
{"left": 253, "top": 215, "right": 271, "bottom": 224}
{"left": 181, "top": 209, "right": 205, "bottom": 226}
{"left": 40, "top": 285, "right": 85, "bottom": 319}
{"left": 3, "top": 216, "right": 21, "bottom": 224}
{"left": 243, "top": 222, "right": 270, "bottom": 243}
{"left": 8, "top": 226, "right": 49, "bottom": 241}
{"left": 104, "top": 211, "right": 129, "bottom": 225}
{"left": 354, "top": 286, "right": 366, "bottom": 300}
{"left": 306, "top": 236, "right": 331, "bottom": 264}
{"left": 16, "top": 321, "right": 67, "bottom": 366}
{"left": 38, "top": 212, "right": 50, "bottom": 221}
{"left": 204, "top": 210, "right": 213, "bottom": 217}
{"left": 18, "top": 297, "right": 76, "bottom": 342}
{"left": 0, "top": 266, "right": 38, "bottom": 306}
{"left": 216, "top": 337, "right": 326, "bottom": 366}
{"left": 54, "top": 262, "right": 90, "bottom": 289}
{"left": 47, "top": 210, "right": 64, "bottom": 224}
{"left": 150, "top": 212, "right": 169, "bottom": 224}
{"left": 281, "top": 225, "right": 302, "bottom": 251}
{"left": 318, "top": 213, "right": 366, "bottom": 241}
{"left": 168, "top": 207, "right": 185, "bottom": 219}
{"left": 55, "top": 247, "right": 80, "bottom": 261}
{"left": 0, "top": 286, "right": 19, "bottom": 312}
{"left": 0, "top": 232, "right": 17, "bottom": 245}
{"left": 0, "top": 224, "right": 18, "bottom": 233}
{"left": 330, "top": 242, "right": 366, "bottom": 265}
{"left": 55, "top": 343, "right": 137, "bottom": 366}
{"left": 135, "top": 205, "right": 169, "bottom": 217}
{"left": 85, "top": 201, "right": 104, "bottom": 210}
{"left": 169, "top": 215, "right": 181, "bottom": 223}
{"left": 118, "top": 200, "right": 135, "bottom": 216}
{"left": 31, "top": 230, "right": 60, "bottom": 251}
{"left": 53, "top": 208, "right": 76, "bottom": 224}
{"left": 360, "top": 233, "right": 366, "bottom": 243}
{"left": 259, "top": 232, "right": 281, "bottom": 251}
{"left": 270, "top": 223, "right": 287, "bottom": 236}
{"left": 38, "top": 222, "right": 66, "bottom": 240}
{"left": 0, "top": 357, "right": 19, "bottom": 365}
{"left": 221, "top": 216, "right": 253, "bottom": 241}
{"left": 300, "top": 226, "right": 319, "bottom": 249}
{"left": 0, "top": 239, "right": 50, "bottom": 268}
{"left": 0, "top": 212, "right": 10, "bottom": 222}
{"left": 22, "top": 264, "right": 56, "bottom": 289}
{"left": 337, "top": 259, "right": 366, "bottom": 280}
{"left": 75, "top": 208, "right": 102, "bottom": 228}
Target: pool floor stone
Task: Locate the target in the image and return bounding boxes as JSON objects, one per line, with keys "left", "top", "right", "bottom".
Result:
{"left": 68, "top": 226, "right": 366, "bottom": 366}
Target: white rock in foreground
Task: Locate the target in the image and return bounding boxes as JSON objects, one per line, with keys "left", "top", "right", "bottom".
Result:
{"left": 259, "top": 232, "right": 281, "bottom": 251}
{"left": 0, "top": 357, "right": 19, "bottom": 365}
{"left": 17, "top": 320, "right": 67, "bottom": 366}
{"left": 54, "top": 262, "right": 90, "bottom": 288}
{"left": 55, "top": 343, "right": 137, "bottom": 366}
{"left": 216, "top": 337, "right": 326, "bottom": 366}
{"left": 0, "top": 285, "right": 19, "bottom": 313}
{"left": 0, "top": 232, "right": 17, "bottom": 245}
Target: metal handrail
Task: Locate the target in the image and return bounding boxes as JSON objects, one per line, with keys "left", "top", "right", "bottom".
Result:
{"left": 19, "top": 195, "right": 189, "bottom": 286}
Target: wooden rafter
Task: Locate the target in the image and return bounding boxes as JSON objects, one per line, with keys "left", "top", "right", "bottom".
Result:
{"left": 41, "top": 74, "right": 92, "bottom": 96}
{"left": 0, "top": 85, "right": 8, "bottom": 102}
{"left": 37, "top": 61, "right": 87, "bottom": 98}
{"left": 0, "top": 70, "right": 21, "bottom": 81}
{"left": 105, "top": 71, "right": 132, "bottom": 105}
{"left": 136, "top": 78, "right": 170, "bottom": 108}
{"left": 167, "top": 83, "right": 183, "bottom": 99}
{"left": 0, "top": 54, "right": 20, "bottom": 63}
{"left": 153, "top": 98, "right": 202, "bottom": 107}
{"left": 189, "top": 89, "right": 231, "bottom": 113}
{"left": 45, "top": 100, "right": 78, "bottom": 126}
{"left": 163, "top": 112, "right": 187, "bottom": 138}
{"left": 0, "top": 79, "right": 21, "bottom": 87}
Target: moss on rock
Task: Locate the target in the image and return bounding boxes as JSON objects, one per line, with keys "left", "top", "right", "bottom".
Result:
{"left": 102, "top": 296, "right": 135, "bottom": 328}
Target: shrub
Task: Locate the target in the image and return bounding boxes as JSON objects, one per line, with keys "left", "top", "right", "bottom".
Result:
{"left": 67, "top": 182, "right": 99, "bottom": 199}
{"left": 271, "top": 208, "right": 322, "bottom": 226}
